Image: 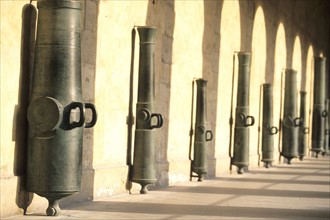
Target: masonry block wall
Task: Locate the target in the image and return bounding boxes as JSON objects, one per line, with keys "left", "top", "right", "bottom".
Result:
{"left": 1, "top": 0, "right": 329, "bottom": 217}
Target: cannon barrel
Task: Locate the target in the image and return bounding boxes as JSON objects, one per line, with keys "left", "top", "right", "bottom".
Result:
{"left": 324, "top": 99, "right": 329, "bottom": 155}
{"left": 261, "top": 83, "right": 278, "bottom": 168}
{"left": 131, "top": 27, "right": 163, "bottom": 194}
{"left": 298, "top": 91, "right": 309, "bottom": 160}
{"left": 311, "top": 57, "right": 327, "bottom": 157}
{"left": 190, "top": 79, "right": 213, "bottom": 181}
{"left": 281, "top": 69, "right": 300, "bottom": 164}
{"left": 232, "top": 52, "right": 255, "bottom": 174}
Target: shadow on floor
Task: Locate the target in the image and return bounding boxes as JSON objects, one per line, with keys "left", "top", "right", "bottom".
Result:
{"left": 158, "top": 185, "right": 329, "bottom": 199}
{"left": 64, "top": 201, "right": 329, "bottom": 219}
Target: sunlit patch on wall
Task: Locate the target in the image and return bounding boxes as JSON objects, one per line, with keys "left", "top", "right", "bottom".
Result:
{"left": 273, "top": 22, "right": 287, "bottom": 157}
{"left": 292, "top": 35, "right": 302, "bottom": 113}
{"left": 292, "top": 35, "right": 302, "bottom": 91}
{"left": 306, "top": 45, "right": 314, "bottom": 151}
{"left": 250, "top": 6, "right": 267, "bottom": 161}
{"left": 168, "top": 0, "right": 205, "bottom": 166}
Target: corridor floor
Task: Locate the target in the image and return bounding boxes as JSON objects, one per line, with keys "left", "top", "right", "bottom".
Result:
{"left": 7, "top": 155, "right": 330, "bottom": 219}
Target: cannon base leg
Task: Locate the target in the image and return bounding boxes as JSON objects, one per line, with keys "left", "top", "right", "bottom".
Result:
{"left": 36, "top": 191, "right": 74, "bottom": 216}
{"left": 140, "top": 184, "right": 149, "bottom": 194}
{"left": 311, "top": 148, "right": 324, "bottom": 158}
{"left": 190, "top": 174, "right": 205, "bottom": 182}
{"left": 131, "top": 179, "right": 156, "bottom": 194}
{"left": 264, "top": 162, "right": 271, "bottom": 168}
{"left": 237, "top": 167, "right": 245, "bottom": 174}
{"left": 46, "top": 199, "right": 60, "bottom": 216}
{"left": 281, "top": 155, "right": 295, "bottom": 164}
{"left": 287, "top": 157, "right": 296, "bottom": 164}
{"left": 190, "top": 165, "right": 206, "bottom": 182}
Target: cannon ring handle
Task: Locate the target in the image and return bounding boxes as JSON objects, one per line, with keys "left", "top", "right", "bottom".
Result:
{"left": 322, "top": 110, "right": 328, "bottom": 118}
{"left": 84, "top": 103, "right": 97, "bottom": 128}
{"left": 245, "top": 115, "right": 255, "bottom": 127}
{"left": 150, "top": 113, "right": 163, "bottom": 129}
{"left": 269, "top": 126, "right": 278, "bottom": 135}
{"left": 303, "top": 127, "right": 310, "bottom": 134}
{"left": 205, "top": 130, "right": 213, "bottom": 141}
{"left": 325, "top": 129, "right": 330, "bottom": 135}
{"left": 67, "top": 102, "right": 85, "bottom": 129}
{"left": 294, "top": 117, "right": 302, "bottom": 127}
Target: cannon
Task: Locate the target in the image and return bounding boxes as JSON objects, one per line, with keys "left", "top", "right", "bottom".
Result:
{"left": 280, "top": 69, "right": 301, "bottom": 164}
{"left": 232, "top": 52, "right": 255, "bottom": 174}
{"left": 261, "top": 83, "right": 278, "bottom": 168}
{"left": 189, "top": 79, "right": 213, "bottom": 181}
{"left": 311, "top": 57, "right": 327, "bottom": 157}
{"left": 130, "top": 27, "right": 163, "bottom": 194}
{"left": 324, "top": 99, "right": 329, "bottom": 155}
{"left": 26, "top": 0, "right": 97, "bottom": 216}
{"left": 298, "top": 91, "right": 309, "bottom": 160}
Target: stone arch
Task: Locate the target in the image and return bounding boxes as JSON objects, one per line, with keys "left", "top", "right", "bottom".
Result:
{"left": 215, "top": 0, "right": 241, "bottom": 172}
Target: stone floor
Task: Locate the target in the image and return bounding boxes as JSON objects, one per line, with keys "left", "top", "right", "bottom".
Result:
{"left": 6, "top": 155, "right": 330, "bottom": 219}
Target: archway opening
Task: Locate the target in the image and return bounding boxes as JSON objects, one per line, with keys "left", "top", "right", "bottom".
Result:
{"left": 292, "top": 35, "right": 302, "bottom": 114}
{"left": 273, "top": 22, "right": 287, "bottom": 160}
{"left": 168, "top": 1, "right": 205, "bottom": 183}
{"left": 306, "top": 45, "right": 314, "bottom": 151}
{"left": 250, "top": 6, "right": 267, "bottom": 164}
{"left": 215, "top": 0, "right": 241, "bottom": 174}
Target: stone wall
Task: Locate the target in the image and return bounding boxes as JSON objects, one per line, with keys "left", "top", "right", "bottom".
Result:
{"left": 1, "top": 0, "right": 329, "bottom": 217}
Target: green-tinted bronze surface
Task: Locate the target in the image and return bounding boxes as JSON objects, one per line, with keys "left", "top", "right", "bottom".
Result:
{"left": 131, "top": 27, "right": 163, "bottom": 194}
{"left": 191, "top": 79, "right": 213, "bottom": 181}
{"left": 232, "top": 52, "right": 255, "bottom": 174}
{"left": 311, "top": 57, "right": 327, "bottom": 156}
{"left": 261, "top": 84, "right": 278, "bottom": 167}
{"left": 298, "top": 91, "right": 309, "bottom": 160}
{"left": 281, "top": 69, "right": 300, "bottom": 163}
{"left": 26, "top": 0, "right": 97, "bottom": 216}
{"left": 324, "top": 99, "right": 329, "bottom": 154}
